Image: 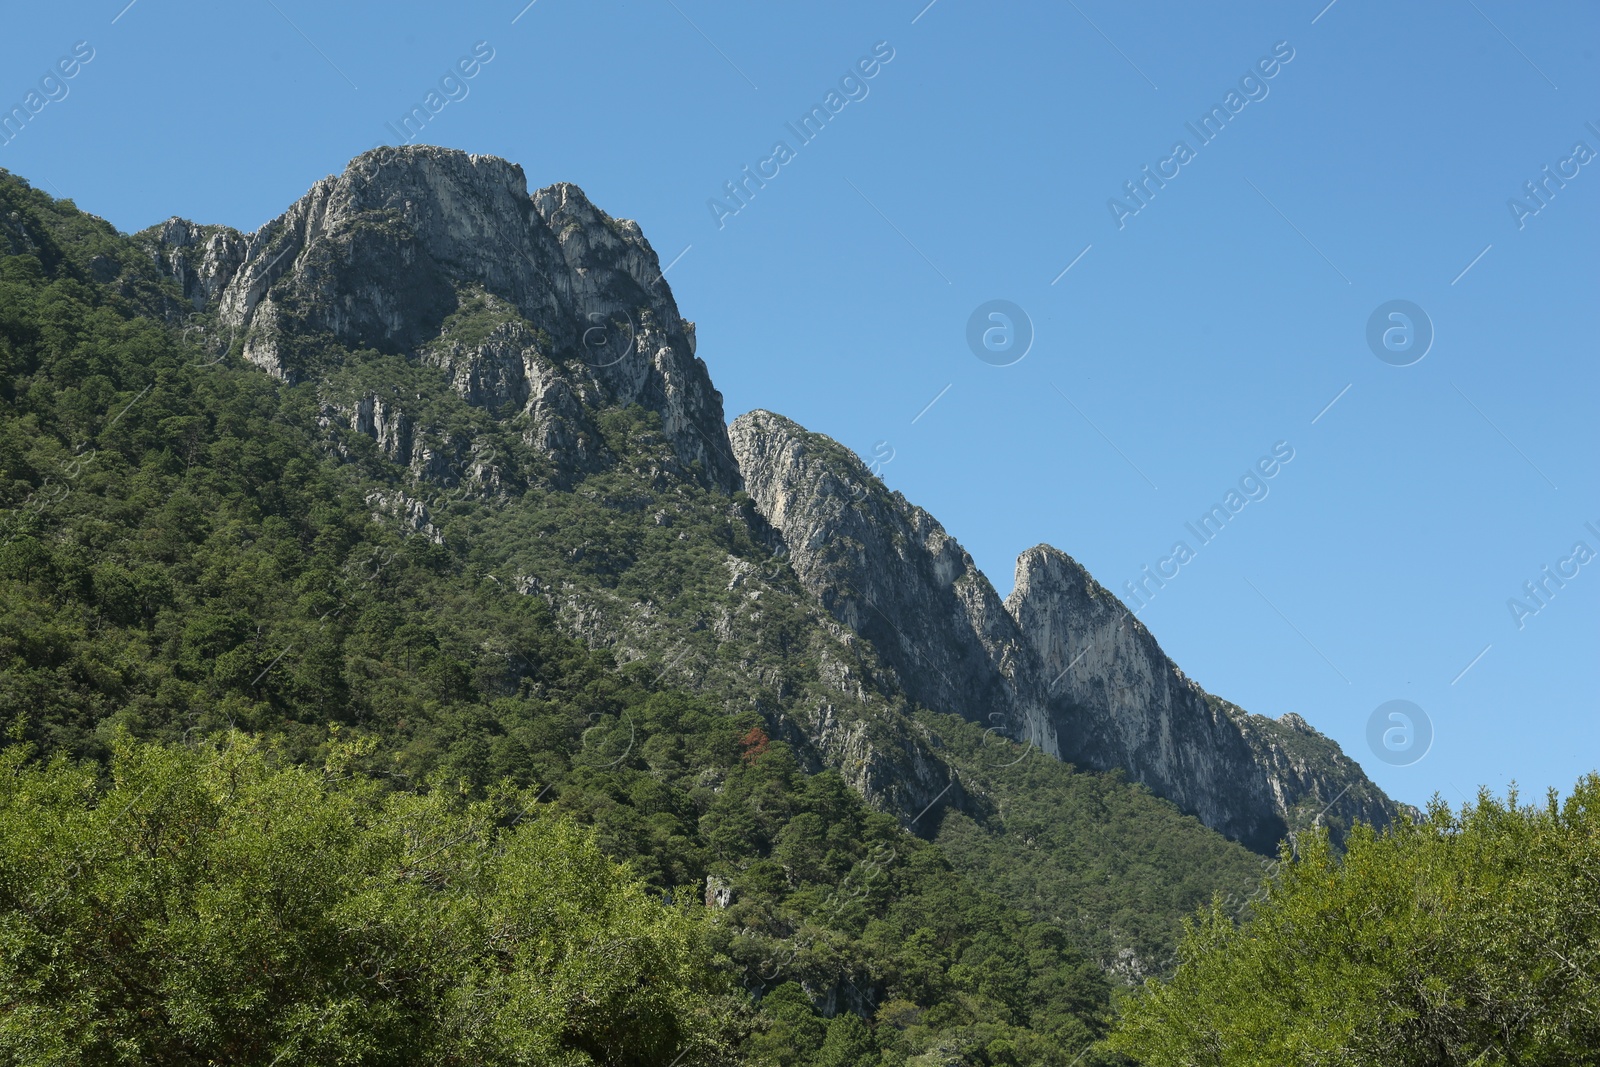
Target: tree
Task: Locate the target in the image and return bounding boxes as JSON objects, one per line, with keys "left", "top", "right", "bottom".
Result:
{"left": 815, "top": 1012, "right": 877, "bottom": 1067}
{"left": 1110, "top": 777, "right": 1600, "bottom": 1066}
{"left": 739, "top": 726, "right": 770, "bottom": 763}
{"left": 747, "top": 983, "right": 827, "bottom": 1067}
{"left": 0, "top": 730, "right": 734, "bottom": 1065}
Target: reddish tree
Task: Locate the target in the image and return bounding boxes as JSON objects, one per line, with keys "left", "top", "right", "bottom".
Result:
{"left": 738, "top": 726, "right": 770, "bottom": 763}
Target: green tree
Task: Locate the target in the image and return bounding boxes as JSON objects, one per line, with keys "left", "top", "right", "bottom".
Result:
{"left": 815, "top": 1012, "right": 877, "bottom": 1067}
{"left": 0, "top": 730, "right": 733, "bottom": 1065}
{"left": 747, "top": 983, "right": 827, "bottom": 1067}
{"left": 1110, "top": 777, "right": 1600, "bottom": 1066}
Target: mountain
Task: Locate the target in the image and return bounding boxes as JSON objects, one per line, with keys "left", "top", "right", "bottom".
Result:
{"left": 139, "top": 145, "right": 1398, "bottom": 854}
{"left": 159, "top": 150, "right": 736, "bottom": 493}
{"left": 1, "top": 144, "right": 1400, "bottom": 1061}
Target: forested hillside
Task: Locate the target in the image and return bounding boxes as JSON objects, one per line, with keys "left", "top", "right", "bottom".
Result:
{"left": 0, "top": 165, "right": 1277, "bottom": 1064}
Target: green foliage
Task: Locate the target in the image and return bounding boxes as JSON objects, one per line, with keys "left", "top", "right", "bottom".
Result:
{"left": 435, "top": 286, "right": 528, "bottom": 349}
{"left": 815, "top": 1013, "right": 875, "bottom": 1067}
{"left": 924, "top": 714, "right": 1265, "bottom": 978}
{"left": 0, "top": 730, "right": 733, "bottom": 1065}
{"left": 746, "top": 984, "right": 827, "bottom": 1066}
{"left": 1110, "top": 781, "right": 1600, "bottom": 1065}
{"left": 550, "top": 707, "right": 1118, "bottom": 1064}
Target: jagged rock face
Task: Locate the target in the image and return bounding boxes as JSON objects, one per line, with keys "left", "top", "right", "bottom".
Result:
{"left": 529, "top": 182, "right": 726, "bottom": 487}
{"left": 157, "top": 145, "right": 736, "bottom": 492}
{"left": 313, "top": 390, "right": 487, "bottom": 489}
{"left": 729, "top": 410, "right": 1061, "bottom": 760}
{"left": 147, "top": 218, "right": 245, "bottom": 310}
{"left": 1228, "top": 706, "right": 1406, "bottom": 838}
{"left": 1008, "top": 549, "right": 1407, "bottom": 843}
{"left": 365, "top": 488, "right": 443, "bottom": 544}
{"left": 420, "top": 301, "right": 611, "bottom": 484}
{"left": 731, "top": 409, "right": 1402, "bottom": 852}
{"left": 1006, "top": 545, "right": 1285, "bottom": 847}
{"left": 214, "top": 149, "right": 559, "bottom": 369}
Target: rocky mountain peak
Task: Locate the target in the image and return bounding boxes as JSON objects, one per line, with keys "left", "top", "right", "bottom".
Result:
{"left": 151, "top": 144, "right": 737, "bottom": 491}
{"left": 730, "top": 409, "right": 1062, "bottom": 760}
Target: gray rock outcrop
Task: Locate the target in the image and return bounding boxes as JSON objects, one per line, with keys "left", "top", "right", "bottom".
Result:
{"left": 154, "top": 146, "right": 736, "bottom": 492}
{"left": 145, "top": 218, "right": 246, "bottom": 309}
{"left": 730, "top": 409, "right": 1400, "bottom": 851}
{"left": 729, "top": 410, "right": 1061, "bottom": 761}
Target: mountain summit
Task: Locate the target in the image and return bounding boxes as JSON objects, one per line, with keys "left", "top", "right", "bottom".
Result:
{"left": 156, "top": 146, "right": 737, "bottom": 492}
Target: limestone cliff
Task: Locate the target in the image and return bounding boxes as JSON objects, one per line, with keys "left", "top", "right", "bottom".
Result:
{"left": 730, "top": 410, "right": 1402, "bottom": 850}
{"left": 728, "top": 410, "right": 1061, "bottom": 761}
{"left": 145, "top": 218, "right": 246, "bottom": 309}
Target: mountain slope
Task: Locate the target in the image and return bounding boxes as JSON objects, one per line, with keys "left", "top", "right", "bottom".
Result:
{"left": 3, "top": 162, "right": 1203, "bottom": 1064}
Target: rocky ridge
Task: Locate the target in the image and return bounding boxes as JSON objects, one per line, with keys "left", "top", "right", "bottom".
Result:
{"left": 730, "top": 410, "right": 1400, "bottom": 851}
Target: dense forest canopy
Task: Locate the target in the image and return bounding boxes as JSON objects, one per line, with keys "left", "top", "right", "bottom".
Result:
{"left": 1110, "top": 779, "right": 1600, "bottom": 1065}
{"left": 0, "top": 731, "right": 732, "bottom": 1065}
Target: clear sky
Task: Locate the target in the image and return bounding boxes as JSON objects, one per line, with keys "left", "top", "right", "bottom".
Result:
{"left": 3, "top": 0, "right": 1595, "bottom": 812}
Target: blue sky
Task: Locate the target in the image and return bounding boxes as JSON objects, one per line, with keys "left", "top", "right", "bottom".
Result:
{"left": 3, "top": 0, "right": 1595, "bottom": 812}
